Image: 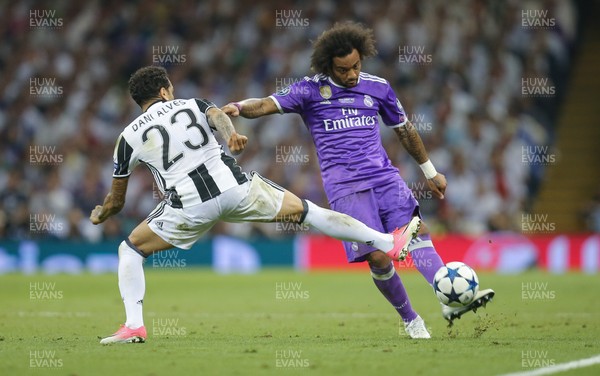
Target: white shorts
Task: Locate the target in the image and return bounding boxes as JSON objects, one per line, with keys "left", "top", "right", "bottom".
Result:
{"left": 147, "top": 172, "right": 285, "bottom": 249}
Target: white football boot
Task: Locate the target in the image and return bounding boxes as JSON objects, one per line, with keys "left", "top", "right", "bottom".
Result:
{"left": 442, "top": 289, "right": 495, "bottom": 326}
{"left": 404, "top": 315, "right": 431, "bottom": 339}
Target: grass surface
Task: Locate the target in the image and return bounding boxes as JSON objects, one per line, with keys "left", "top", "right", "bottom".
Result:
{"left": 1, "top": 269, "right": 599, "bottom": 375}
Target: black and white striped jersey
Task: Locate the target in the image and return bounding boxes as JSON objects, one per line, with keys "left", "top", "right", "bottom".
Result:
{"left": 113, "top": 98, "right": 248, "bottom": 208}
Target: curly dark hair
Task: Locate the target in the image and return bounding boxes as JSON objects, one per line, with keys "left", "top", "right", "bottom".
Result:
{"left": 310, "top": 21, "right": 378, "bottom": 75}
{"left": 128, "top": 66, "right": 170, "bottom": 106}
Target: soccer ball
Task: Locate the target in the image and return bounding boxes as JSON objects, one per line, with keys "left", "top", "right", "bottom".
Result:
{"left": 433, "top": 262, "right": 479, "bottom": 307}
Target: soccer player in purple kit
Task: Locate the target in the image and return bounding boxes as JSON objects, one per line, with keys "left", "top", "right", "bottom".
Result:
{"left": 223, "top": 21, "right": 495, "bottom": 338}
{"left": 92, "top": 66, "right": 418, "bottom": 344}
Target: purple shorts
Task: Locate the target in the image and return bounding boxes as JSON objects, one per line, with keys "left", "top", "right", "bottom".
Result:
{"left": 329, "top": 177, "right": 419, "bottom": 263}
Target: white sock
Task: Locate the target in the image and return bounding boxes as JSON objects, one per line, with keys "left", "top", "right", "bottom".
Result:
{"left": 303, "top": 200, "right": 393, "bottom": 252}
{"left": 118, "top": 240, "right": 146, "bottom": 329}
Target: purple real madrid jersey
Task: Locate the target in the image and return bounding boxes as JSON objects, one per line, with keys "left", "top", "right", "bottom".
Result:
{"left": 270, "top": 72, "right": 408, "bottom": 203}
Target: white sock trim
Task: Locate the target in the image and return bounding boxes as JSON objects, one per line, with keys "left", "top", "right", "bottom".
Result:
{"left": 371, "top": 267, "right": 396, "bottom": 281}
{"left": 408, "top": 240, "right": 433, "bottom": 252}
{"left": 119, "top": 240, "right": 146, "bottom": 260}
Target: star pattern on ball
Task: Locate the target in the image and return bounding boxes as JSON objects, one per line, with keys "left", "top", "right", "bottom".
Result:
{"left": 447, "top": 267, "right": 466, "bottom": 304}
{"left": 467, "top": 277, "right": 479, "bottom": 293}
{"left": 447, "top": 267, "right": 460, "bottom": 281}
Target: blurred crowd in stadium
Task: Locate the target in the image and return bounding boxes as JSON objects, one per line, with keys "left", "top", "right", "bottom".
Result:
{"left": 2, "top": 0, "right": 596, "bottom": 241}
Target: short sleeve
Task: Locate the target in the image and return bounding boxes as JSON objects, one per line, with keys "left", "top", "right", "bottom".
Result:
{"left": 379, "top": 84, "right": 408, "bottom": 128}
{"left": 112, "top": 133, "right": 139, "bottom": 178}
{"left": 195, "top": 98, "right": 216, "bottom": 114}
{"left": 269, "top": 80, "right": 308, "bottom": 114}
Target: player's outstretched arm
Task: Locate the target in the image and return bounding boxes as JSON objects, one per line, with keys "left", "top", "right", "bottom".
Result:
{"left": 90, "top": 177, "right": 129, "bottom": 224}
{"left": 221, "top": 97, "right": 279, "bottom": 119}
{"left": 394, "top": 122, "right": 447, "bottom": 199}
{"left": 207, "top": 107, "right": 248, "bottom": 155}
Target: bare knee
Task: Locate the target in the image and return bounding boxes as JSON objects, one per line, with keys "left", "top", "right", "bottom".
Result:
{"left": 366, "top": 250, "right": 391, "bottom": 268}
{"left": 276, "top": 191, "right": 307, "bottom": 222}
{"left": 128, "top": 222, "right": 173, "bottom": 255}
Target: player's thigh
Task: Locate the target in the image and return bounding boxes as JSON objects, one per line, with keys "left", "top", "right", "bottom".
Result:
{"left": 330, "top": 189, "right": 384, "bottom": 230}
{"left": 224, "top": 172, "right": 289, "bottom": 223}
{"left": 375, "top": 179, "right": 421, "bottom": 233}
{"left": 330, "top": 189, "right": 385, "bottom": 263}
{"left": 141, "top": 200, "right": 219, "bottom": 252}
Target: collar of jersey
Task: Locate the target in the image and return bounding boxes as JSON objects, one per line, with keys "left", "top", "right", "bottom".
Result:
{"left": 327, "top": 76, "right": 361, "bottom": 89}
{"left": 145, "top": 99, "right": 166, "bottom": 112}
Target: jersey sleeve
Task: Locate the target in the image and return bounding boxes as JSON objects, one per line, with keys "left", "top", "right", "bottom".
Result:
{"left": 379, "top": 83, "right": 408, "bottom": 128}
{"left": 112, "top": 133, "right": 139, "bottom": 178}
{"left": 268, "top": 80, "right": 308, "bottom": 114}
{"left": 195, "top": 98, "right": 217, "bottom": 130}
{"left": 195, "top": 98, "right": 216, "bottom": 114}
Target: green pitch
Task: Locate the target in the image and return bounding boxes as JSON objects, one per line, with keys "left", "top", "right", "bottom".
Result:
{"left": 1, "top": 270, "right": 599, "bottom": 375}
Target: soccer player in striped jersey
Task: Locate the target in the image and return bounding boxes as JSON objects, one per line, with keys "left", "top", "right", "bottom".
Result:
{"left": 91, "top": 66, "right": 418, "bottom": 344}
{"left": 222, "top": 22, "right": 494, "bottom": 336}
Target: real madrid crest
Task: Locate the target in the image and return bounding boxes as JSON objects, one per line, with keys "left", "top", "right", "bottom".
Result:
{"left": 363, "top": 94, "right": 374, "bottom": 107}
{"left": 319, "top": 85, "right": 332, "bottom": 99}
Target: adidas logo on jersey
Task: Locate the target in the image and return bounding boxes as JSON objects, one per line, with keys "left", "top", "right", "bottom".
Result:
{"left": 155, "top": 221, "right": 164, "bottom": 229}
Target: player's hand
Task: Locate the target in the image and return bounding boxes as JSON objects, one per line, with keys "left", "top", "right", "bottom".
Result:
{"left": 228, "top": 132, "right": 247, "bottom": 155}
{"left": 90, "top": 205, "right": 105, "bottom": 225}
{"left": 427, "top": 173, "right": 447, "bottom": 199}
{"left": 221, "top": 103, "right": 240, "bottom": 117}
